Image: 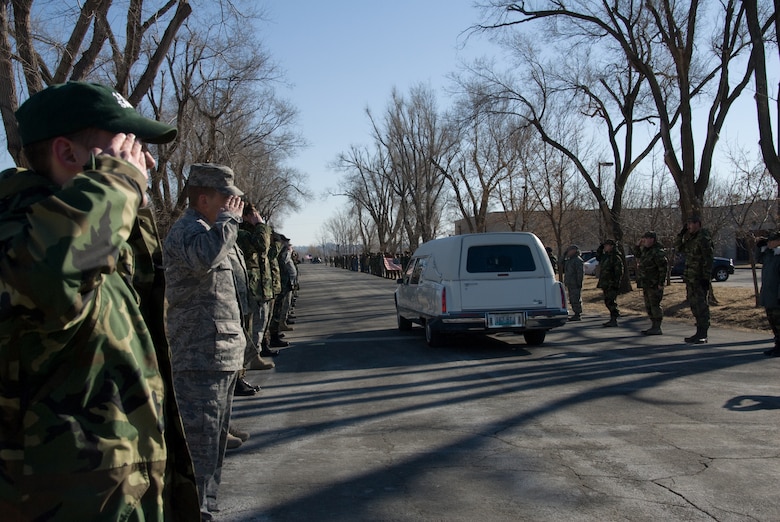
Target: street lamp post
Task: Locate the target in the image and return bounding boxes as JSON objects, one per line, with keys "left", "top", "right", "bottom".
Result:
{"left": 597, "top": 162, "right": 614, "bottom": 240}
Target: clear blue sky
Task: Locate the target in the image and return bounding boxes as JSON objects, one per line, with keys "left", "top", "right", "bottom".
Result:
{"left": 260, "top": 1, "right": 497, "bottom": 248}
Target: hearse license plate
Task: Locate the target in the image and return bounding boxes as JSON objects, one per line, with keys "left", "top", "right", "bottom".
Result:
{"left": 487, "top": 313, "right": 525, "bottom": 328}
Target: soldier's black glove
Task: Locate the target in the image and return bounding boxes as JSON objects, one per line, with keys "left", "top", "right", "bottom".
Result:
{"left": 699, "top": 279, "right": 709, "bottom": 291}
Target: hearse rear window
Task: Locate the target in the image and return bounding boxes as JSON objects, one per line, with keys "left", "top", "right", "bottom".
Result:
{"left": 466, "top": 245, "right": 536, "bottom": 273}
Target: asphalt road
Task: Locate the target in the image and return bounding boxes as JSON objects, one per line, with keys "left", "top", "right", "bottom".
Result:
{"left": 218, "top": 264, "right": 779, "bottom": 522}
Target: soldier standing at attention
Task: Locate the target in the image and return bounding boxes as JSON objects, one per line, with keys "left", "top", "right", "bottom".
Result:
{"left": 675, "top": 215, "right": 714, "bottom": 344}
{"left": 756, "top": 232, "right": 780, "bottom": 357}
{"left": 597, "top": 239, "right": 624, "bottom": 327}
{"left": 563, "top": 245, "right": 584, "bottom": 321}
{"left": 163, "top": 163, "right": 247, "bottom": 521}
{"left": 637, "top": 231, "right": 668, "bottom": 335}
{"left": 0, "top": 82, "right": 199, "bottom": 520}
{"left": 239, "top": 202, "right": 280, "bottom": 358}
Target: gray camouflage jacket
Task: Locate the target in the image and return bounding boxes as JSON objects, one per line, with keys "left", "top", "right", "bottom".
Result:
{"left": 163, "top": 207, "right": 247, "bottom": 371}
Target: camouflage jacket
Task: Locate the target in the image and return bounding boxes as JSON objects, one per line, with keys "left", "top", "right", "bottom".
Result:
{"left": 279, "top": 246, "right": 297, "bottom": 290}
{"left": 268, "top": 234, "right": 282, "bottom": 296}
{"left": 675, "top": 228, "right": 714, "bottom": 283}
{"left": 563, "top": 254, "right": 584, "bottom": 289}
{"left": 596, "top": 248, "right": 624, "bottom": 291}
{"left": 758, "top": 246, "right": 780, "bottom": 309}
{"left": 237, "top": 221, "right": 274, "bottom": 302}
{"left": 637, "top": 242, "right": 668, "bottom": 289}
{"left": 0, "top": 158, "right": 199, "bottom": 521}
{"left": 163, "top": 207, "right": 246, "bottom": 372}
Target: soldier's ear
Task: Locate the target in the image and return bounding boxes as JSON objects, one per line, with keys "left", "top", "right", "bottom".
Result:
{"left": 49, "top": 137, "right": 88, "bottom": 184}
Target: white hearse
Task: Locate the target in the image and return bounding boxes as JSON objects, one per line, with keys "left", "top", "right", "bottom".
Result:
{"left": 395, "top": 232, "right": 568, "bottom": 347}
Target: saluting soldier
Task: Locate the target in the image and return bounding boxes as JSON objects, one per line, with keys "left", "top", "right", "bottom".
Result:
{"left": 675, "top": 215, "right": 714, "bottom": 344}
{"left": 597, "top": 239, "right": 624, "bottom": 327}
{"left": 0, "top": 82, "right": 199, "bottom": 520}
{"left": 637, "top": 231, "right": 668, "bottom": 335}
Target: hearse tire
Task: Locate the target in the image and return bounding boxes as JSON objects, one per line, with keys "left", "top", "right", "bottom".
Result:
{"left": 523, "top": 330, "right": 546, "bottom": 346}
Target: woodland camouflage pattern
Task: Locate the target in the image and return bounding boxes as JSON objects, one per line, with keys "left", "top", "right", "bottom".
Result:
{"left": 237, "top": 221, "right": 274, "bottom": 302}
{"left": 637, "top": 241, "right": 668, "bottom": 289}
{"left": 0, "top": 156, "right": 199, "bottom": 521}
{"left": 675, "top": 228, "right": 714, "bottom": 283}
{"left": 268, "top": 233, "right": 282, "bottom": 297}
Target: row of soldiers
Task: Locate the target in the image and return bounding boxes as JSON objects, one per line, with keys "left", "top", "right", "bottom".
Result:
{"left": 330, "top": 252, "right": 412, "bottom": 278}
{"left": 235, "top": 202, "right": 298, "bottom": 398}
{"left": 560, "top": 215, "right": 715, "bottom": 344}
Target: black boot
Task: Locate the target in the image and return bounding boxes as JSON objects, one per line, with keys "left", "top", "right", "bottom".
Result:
{"left": 269, "top": 335, "right": 290, "bottom": 348}
{"left": 684, "top": 328, "right": 701, "bottom": 343}
{"left": 602, "top": 317, "right": 618, "bottom": 327}
{"left": 234, "top": 378, "right": 258, "bottom": 396}
{"left": 644, "top": 320, "right": 663, "bottom": 336}
{"left": 685, "top": 327, "right": 707, "bottom": 344}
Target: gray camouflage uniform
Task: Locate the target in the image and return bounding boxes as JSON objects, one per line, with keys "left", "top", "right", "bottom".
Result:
{"left": 163, "top": 206, "right": 246, "bottom": 520}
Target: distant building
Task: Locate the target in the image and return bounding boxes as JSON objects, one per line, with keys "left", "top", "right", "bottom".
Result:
{"left": 453, "top": 201, "right": 779, "bottom": 261}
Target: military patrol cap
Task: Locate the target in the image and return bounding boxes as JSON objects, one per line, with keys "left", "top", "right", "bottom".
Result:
{"left": 686, "top": 214, "right": 702, "bottom": 223}
{"left": 642, "top": 231, "right": 657, "bottom": 239}
{"left": 768, "top": 231, "right": 780, "bottom": 241}
{"left": 566, "top": 244, "right": 579, "bottom": 252}
{"left": 15, "top": 81, "right": 177, "bottom": 146}
{"left": 604, "top": 239, "right": 616, "bottom": 246}
{"left": 188, "top": 163, "right": 243, "bottom": 196}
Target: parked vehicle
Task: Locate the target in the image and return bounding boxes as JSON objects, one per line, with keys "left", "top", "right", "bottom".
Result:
{"left": 394, "top": 232, "right": 568, "bottom": 347}
{"left": 583, "top": 257, "right": 599, "bottom": 276}
{"left": 670, "top": 254, "right": 734, "bottom": 282}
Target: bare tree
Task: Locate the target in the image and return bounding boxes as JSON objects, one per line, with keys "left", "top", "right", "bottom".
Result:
{"left": 151, "top": 10, "right": 307, "bottom": 232}
{"left": 478, "top": 0, "right": 763, "bottom": 222}
{"left": 0, "top": 0, "right": 192, "bottom": 165}
{"left": 367, "top": 84, "right": 458, "bottom": 247}
{"left": 335, "top": 143, "right": 401, "bottom": 252}
{"left": 433, "top": 93, "right": 523, "bottom": 233}
{"left": 744, "top": 0, "right": 779, "bottom": 196}
{"left": 721, "top": 149, "right": 777, "bottom": 305}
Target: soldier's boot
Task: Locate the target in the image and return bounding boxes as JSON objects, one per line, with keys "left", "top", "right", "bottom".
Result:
{"left": 685, "top": 327, "right": 707, "bottom": 344}
{"left": 234, "top": 378, "right": 258, "bottom": 396}
{"left": 764, "top": 339, "right": 780, "bottom": 356}
{"left": 226, "top": 433, "right": 243, "bottom": 450}
{"left": 644, "top": 320, "right": 663, "bottom": 336}
{"left": 269, "top": 333, "right": 290, "bottom": 348}
{"left": 247, "top": 353, "right": 275, "bottom": 371}
{"left": 568, "top": 313, "right": 581, "bottom": 322}
{"left": 229, "top": 425, "right": 250, "bottom": 442}
{"left": 602, "top": 316, "right": 618, "bottom": 327}
{"left": 684, "top": 328, "right": 701, "bottom": 343}
{"left": 691, "top": 327, "right": 708, "bottom": 344}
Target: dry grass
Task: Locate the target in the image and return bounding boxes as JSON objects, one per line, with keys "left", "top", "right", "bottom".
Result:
{"left": 580, "top": 276, "right": 769, "bottom": 333}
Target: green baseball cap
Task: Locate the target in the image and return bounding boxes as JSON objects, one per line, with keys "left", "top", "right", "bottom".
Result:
{"left": 15, "top": 81, "right": 177, "bottom": 146}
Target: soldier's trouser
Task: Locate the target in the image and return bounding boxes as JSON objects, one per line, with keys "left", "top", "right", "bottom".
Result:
{"left": 250, "top": 299, "right": 272, "bottom": 349}
{"left": 271, "top": 289, "right": 292, "bottom": 330}
{"left": 643, "top": 287, "right": 664, "bottom": 321}
{"left": 172, "top": 370, "right": 237, "bottom": 521}
{"left": 765, "top": 308, "right": 780, "bottom": 341}
{"left": 685, "top": 281, "right": 710, "bottom": 328}
{"left": 566, "top": 285, "right": 582, "bottom": 315}
{"left": 602, "top": 288, "right": 619, "bottom": 317}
